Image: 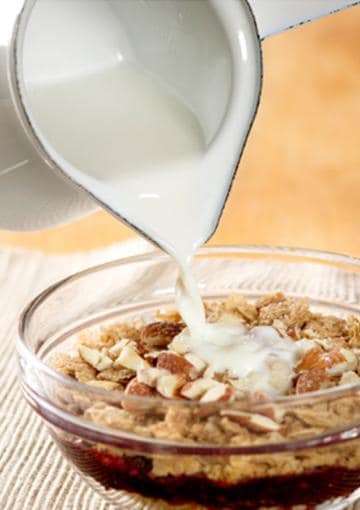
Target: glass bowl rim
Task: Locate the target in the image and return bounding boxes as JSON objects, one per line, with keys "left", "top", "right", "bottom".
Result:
{"left": 17, "top": 245, "right": 360, "bottom": 454}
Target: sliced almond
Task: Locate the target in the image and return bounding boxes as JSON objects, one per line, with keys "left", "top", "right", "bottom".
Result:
{"left": 114, "top": 345, "right": 149, "bottom": 371}
{"left": 181, "top": 378, "right": 218, "bottom": 400}
{"left": 137, "top": 367, "right": 169, "bottom": 387}
{"left": 221, "top": 410, "right": 280, "bottom": 433}
{"left": 200, "top": 384, "right": 232, "bottom": 403}
{"left": 79, "top": 345, "right": 113, "bottom": 371}
{"left": 156, "top": 374, "right": 186, "bottom": 398}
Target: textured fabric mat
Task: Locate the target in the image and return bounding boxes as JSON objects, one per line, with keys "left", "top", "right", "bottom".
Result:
{"left": 0, "top": 241, "right": 150, "bottom": 510}
{"left": 0, "top": 243, "right": 359, "bottom": 510}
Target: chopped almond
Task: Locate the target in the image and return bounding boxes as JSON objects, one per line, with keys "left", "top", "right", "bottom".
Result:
{"left": 184, "top": 353, "right": 207, "bottom": 376}
{"left": 122, "top": 379, "right": 156, "bottom": 412}
{"left": 156, "top": 374, "right": 186, "bottom": 398}
{"left": 86, "top": 380, "right": 121, "bottom": 391}
{"left": 201, "top": 384, "right": 233, "bottom": 403}
{"left": 339, "top": 371, "right": 360, "bottom": 386}
{"left": 114, "top": 345, "right": 149, "bottom": 371}
{"left": 295, "top": 370, "right": 329, "bottom": 394}
{"left": 79, "top": 345, "right": 113, "bottom": 371}
{"left": 181, "top": 378, "right": 219, "bottom": 400}
{"left": 328, "top": 348, "right": 358, "bottom": 375}
{"left": 137, "top": 367, "right": 169, "bottom": 387}
{"left": 108, "top": 338, "right": 133, "bottom": 358}
{"left": 97, "top": 367, "right": 134, "bottom": 383}
{"left": 157, "top": 352, "right": 197, "bottom": 380}
{"left": 141, "top": 321, "right": 184, "bottom": 348}
{"left": 295, "top": 347, "right": 345, "bottom": 373}
{"left": 125, "top": 378, "right": 155, "bottom": 396}
{"left": 255, "top": 404, "right": 286, "bottom": 423}
{"left": 221, "top": 410, "right": 281, "bottom": 433}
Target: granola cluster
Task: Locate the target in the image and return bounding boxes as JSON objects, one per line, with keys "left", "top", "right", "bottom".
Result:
{"left": 52, "top": 293, "right": 360, "bottom": 483}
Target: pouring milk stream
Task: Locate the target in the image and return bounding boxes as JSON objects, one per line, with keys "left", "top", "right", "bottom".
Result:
{"left": 1, "top": 0, "right": 359, "bottom": 392}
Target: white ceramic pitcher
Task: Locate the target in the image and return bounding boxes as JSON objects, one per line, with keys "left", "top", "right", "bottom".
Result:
{"left": 0, "top": 0, "right": 358, "bottom": 232}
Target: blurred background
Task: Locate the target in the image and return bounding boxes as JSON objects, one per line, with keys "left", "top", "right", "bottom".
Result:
{"left": 0, "top": 7, "right": 359, "bottom": 255}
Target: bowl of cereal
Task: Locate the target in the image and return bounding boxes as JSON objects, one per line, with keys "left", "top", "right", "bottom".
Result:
{"left": 17, "top": 246, "right": 360, "bottom": 509}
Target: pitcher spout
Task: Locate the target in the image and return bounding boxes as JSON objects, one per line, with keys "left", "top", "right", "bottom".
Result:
{"left": 247, "top": 0, "right": 360, "bottom": 39}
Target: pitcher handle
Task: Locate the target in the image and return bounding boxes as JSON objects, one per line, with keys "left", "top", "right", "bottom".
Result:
{"left": 247, "top": 0, "right": 359, "bottom": 39}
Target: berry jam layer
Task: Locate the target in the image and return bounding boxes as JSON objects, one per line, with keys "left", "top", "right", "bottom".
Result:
{"left": 58, "top": 439, "right": 360, "bottom": 510}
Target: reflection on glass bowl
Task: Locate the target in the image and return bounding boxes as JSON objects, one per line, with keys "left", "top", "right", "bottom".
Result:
{"left": 17, "top": 246, "right": 360, "bottom": 509}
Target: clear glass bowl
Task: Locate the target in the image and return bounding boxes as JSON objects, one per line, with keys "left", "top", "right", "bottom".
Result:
{"left": 17, "top": 246, "right": 360, "bottom": 509}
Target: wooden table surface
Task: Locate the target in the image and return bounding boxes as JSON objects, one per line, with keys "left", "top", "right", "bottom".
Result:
{"left": 1, "top": 8, "right": 359, "bottom": 255}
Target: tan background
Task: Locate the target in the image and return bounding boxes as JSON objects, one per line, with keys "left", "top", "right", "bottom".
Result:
{"left": 0, "top": 7, "right": 359, "bottom": 255}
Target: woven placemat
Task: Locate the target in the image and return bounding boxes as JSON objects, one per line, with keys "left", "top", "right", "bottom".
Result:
{"left": 0, "top": 241, "right": 150, "bottom": 510}
{"left": 0, "top": 243, "right": 358, "bottom": 510}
